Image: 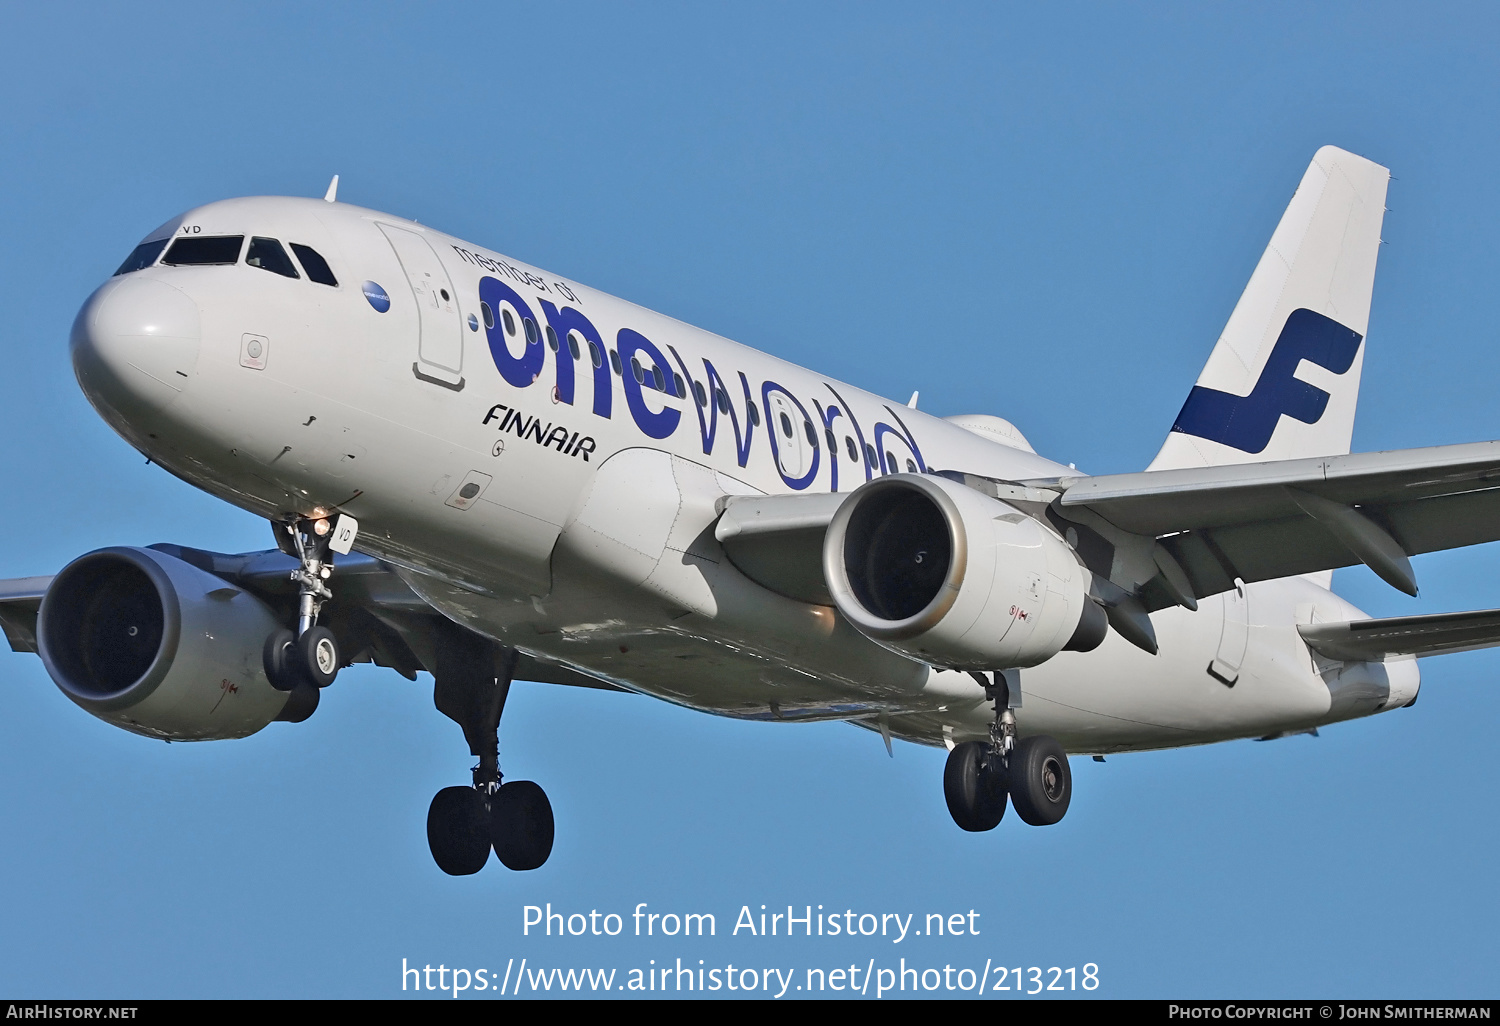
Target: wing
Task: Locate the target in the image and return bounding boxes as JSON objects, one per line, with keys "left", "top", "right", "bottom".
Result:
{"left": 1027, "top": 440, "right": 1500, "bottom": 606}
{"left": 707, "top": 440, "right": 1500, "bottom": 646}
{"left": 0, "top": 544, "right": 625, "bottom": 693}
{"left": 1299, "top": 608, "right": 1500, "bottom": 662}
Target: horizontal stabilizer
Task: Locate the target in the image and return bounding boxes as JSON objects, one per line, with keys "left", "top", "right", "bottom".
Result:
{"left": 1300, "top": 608, "right": 1500, "bottom": 662}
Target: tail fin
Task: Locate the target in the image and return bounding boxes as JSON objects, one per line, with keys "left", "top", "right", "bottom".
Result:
{"left": 1149, "top": 146, "right": 1390, "bottom": 472}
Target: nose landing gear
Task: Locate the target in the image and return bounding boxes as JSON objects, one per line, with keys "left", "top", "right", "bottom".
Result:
{"left": 425, "top": 628, "right": 553, "bottom": 875}
{"left": 942, "top": 670, "right": 1072, "bottom": 832}
{"left": 264, "top": 516, "right": 346, "bottom": 721}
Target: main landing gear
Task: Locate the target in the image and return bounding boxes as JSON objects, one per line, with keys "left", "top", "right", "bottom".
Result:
{"left": 263, "top": 516, "right": 344, "bottom": 722}
{"left": 426, "top": 628, "right": 554, "bottom": 875}
{"left": 943, "top": 670, "right": 1072, "bottom": 831}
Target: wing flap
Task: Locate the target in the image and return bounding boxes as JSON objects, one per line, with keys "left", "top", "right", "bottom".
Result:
{"left": 1162, "top": 518, "right": 1352, "bottom": 594}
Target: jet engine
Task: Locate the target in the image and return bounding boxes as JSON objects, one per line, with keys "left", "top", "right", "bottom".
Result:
{"left": 823, "top": 474, "right": 1105, "bottom": 670}
{"left": 36, "top": 546, "right": 304, "bottom": 740}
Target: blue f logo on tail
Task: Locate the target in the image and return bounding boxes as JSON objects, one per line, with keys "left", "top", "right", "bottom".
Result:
{"left": 1171, "top": 308, "right": 1363, "bottom": 454}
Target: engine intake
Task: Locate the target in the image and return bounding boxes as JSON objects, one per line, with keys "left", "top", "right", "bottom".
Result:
{"left": 824, "top": 474, "right": 1100, "bottom": 670}
{"left": 37, "top": 546, "right": 297, "bottom": 740}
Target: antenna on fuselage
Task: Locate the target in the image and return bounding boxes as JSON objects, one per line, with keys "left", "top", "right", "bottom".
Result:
{"left": 323, "top": 175, "right": 339, "bottom": 203}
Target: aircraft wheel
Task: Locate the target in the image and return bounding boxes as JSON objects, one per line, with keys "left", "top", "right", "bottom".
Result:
{"left": 491, "top": 781, "right": 555, "bottom": 871}
{"left": 943, "top": 740, "right": 1007, "bottom": 832}
{"left": 1008, "top": 735, "right": 1072, "bottom": 826}
{"left": 296, "top": 625, "right": 340, "bottom": 688}
{"left": 262, "top": 628, "right": 301, "bottom": 691}
{"left": 427, "top": 786, "right": 492, "bottom": 876}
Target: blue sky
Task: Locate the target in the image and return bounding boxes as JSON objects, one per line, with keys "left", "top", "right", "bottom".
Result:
{"left": 1, "top": 1, "right": 1498, "bottom": 999}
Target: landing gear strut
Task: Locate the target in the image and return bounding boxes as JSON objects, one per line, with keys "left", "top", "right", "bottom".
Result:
{"left": 264, "top": 516, "right": 345, "bottom": 721}
{"left": 943, "top": 670, "right": 1072, "bottom": 831}
{"left": 425, "top": 627, "right": 553, "bottom": 875}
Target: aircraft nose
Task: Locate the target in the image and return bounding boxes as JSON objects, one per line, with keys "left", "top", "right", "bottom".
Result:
{"left": 71, "top": 277, "right": 201, "bottom": 419}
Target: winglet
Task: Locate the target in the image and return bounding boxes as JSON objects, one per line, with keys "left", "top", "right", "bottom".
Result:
{"left": 324, "top": 175, "right": 339, "bottom": 203}
{"left": 907, "top": 391, "right": 919, "bottom": 409}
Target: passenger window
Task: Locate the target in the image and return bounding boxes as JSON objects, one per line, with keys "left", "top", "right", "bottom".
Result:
{"left": 114, "top": 239, "right": 168, "bottom": 276}
{"left": 716, "top": 389, "right": 730, "bottom": 415}
{"left": 589, "top": 340, "right": 603, "bottom": 368}
{"left": 865, "top": 443, "right": 877, "bottom": 465}
{"left": 906, "top": 459, "right": 918, "bottom": 473}
{"left": 162, "top": 235, "right": 244, "bottom": 266}
{"left": 845, "top": 437, "right": 858, "bottom": 462}
{"left": 545, "top": 325, "right": 560, "bottom": 352}
{"left": 693, "top": 381, "right": 708, "bottom": 407}
{"left": 748, "top": 403, "right": 761, "bottom": 427}
{"left": 779, "top": 413, "right": 793, "bottom": 438}
{"left": 290, "top": 244, "right": 338, "bottom": 286}
{"left": 610, "top": 349, "right": 622, "bottom": 375}
{"left": 568, "top": 333, "right": 581, "bottom": 361}
{"left": 481, "top": 302, "right": 495, "bottom": 329}
{"left": 804, "top": 420, "right": 818, "bottom": 447}
{"left": 631, "top": 357, "right": 645, "bottom": 384}
{"left": 246, "top": 238, "right": 300, "bottom": 278}
{"left": 524, "top": 318, "right": 539, "bottom": 345}
{"left": 653, "top": 365, "right": 666, "bottom": 392}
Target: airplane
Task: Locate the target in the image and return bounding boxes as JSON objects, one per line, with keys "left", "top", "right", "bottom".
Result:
{"left": 6, "top": 145, "right": 1500, "bottom": 875}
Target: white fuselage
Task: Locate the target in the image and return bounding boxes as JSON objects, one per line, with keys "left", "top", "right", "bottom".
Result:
{"left": 70, "top": 196, "right": 1419, "bottom": 753}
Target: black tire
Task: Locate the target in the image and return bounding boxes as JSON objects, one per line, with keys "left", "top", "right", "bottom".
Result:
{"left": 1007, "top": 735, "right": 1072, "bottom": 826}
{"left": 262, "top": 628, "right": 300, "bottom": 691}
{"left": 943, "top": 740, "right": 1007, "bottom": 832}
{"left": 296, "top": 625, "right": 340, "bottom": 688}
{"left": 427, "top": 786, "right": 491, "bottom": 876}
{"left": 273, "top": 684, "right": 319, "bottom": 723}
{"left": 491, "top": 781, "right": 555, "bottom": 871}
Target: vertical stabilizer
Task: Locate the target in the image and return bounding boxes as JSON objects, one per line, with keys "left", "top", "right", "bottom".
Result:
{"left": 1149, "top": 147, "right": 1389, "bottom": 472}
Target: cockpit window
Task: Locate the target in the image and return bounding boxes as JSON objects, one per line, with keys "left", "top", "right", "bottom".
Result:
{"left": 289, "top": 243, "right": 338, "bottom": 287}
{"left": 162, "top": 235, "right": 244, "bottom": 266}
{"left": 113, "top": 239, "right": 168, "bottom": 276}
{"left": 246, "top": 237, "right": 300, "bottom": 278}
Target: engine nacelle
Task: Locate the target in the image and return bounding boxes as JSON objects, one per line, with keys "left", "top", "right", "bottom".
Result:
{"left": 823, "top": 474, "right": 1102, "bottom": 670}
{"left": 36, "top": 546, "right": 298, "bottom": 740}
